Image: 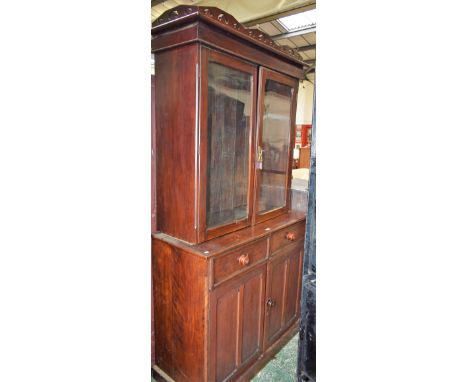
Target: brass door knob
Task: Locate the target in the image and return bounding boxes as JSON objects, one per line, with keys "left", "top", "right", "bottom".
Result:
{"left": 238, "top": 254, "right": 250, "bottom": 266}
{"left": 285, "top": 232, "right": 296, "bottom": 241}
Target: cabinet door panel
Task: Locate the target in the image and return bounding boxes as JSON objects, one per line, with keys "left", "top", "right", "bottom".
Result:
{"left": 264, "top": 256, "right": 287, "bottom": 344}
{"left": 284, "top": 248, "right": 302, "bottom": 326}
{"left": 215, "top": 289, "right": 239, "bottom": 381}
{"left": 207, "top": 63, "right": 251, "bottom": 228}
{"left": 209, "top": 265, "right": 266, "bottom": 382}
{"left": 200, "top": 48, "right": 258, "bottom": 242}
{"left": 258, "top": 80, "right": 292, "bottom": 212}
{"left": 241, "top": 272, "right": 264, "bottom": 363}
{"left": 264, "top": 241, "right": 304, "bottom": 349}
{"left": 255, "top": 68, "right": 298, "bottom": 224}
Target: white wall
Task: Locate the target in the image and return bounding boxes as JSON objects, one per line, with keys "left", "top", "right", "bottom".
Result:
{"left": 295, "top": 74, "right": 315, "bottom": 125}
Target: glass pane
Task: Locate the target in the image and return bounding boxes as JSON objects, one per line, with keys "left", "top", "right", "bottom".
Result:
{"left": 257, "top": 79, "right": 293, "bottom": 213}
{"left": 207, "top": 62, "right": 252, "bottom": 229}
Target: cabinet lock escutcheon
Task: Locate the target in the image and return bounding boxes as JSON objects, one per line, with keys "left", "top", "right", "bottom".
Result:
{"left": 266, "top": 298, "right": 276, "bottom": 308}
{"left": 257, "top": 146, "right": 263, "bottom": 163}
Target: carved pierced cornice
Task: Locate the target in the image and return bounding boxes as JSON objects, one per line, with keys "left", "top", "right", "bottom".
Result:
{"left": 151, "top": 5, "right": 304, "bottom": 64}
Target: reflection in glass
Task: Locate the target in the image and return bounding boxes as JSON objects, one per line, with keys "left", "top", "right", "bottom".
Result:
{"left": 258, "top": 79, "right": 293, "bottom": 213}
{"left": 207, "top": 62, "right": 252, "bottom": 229}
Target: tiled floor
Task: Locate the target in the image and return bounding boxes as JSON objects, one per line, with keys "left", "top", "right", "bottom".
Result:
{"left": 152, "top": 334, "right": 298, "bottom": 382}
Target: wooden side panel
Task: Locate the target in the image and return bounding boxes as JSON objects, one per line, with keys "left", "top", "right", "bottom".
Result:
{"left": 151, "top": 264, "right": 155, "bottom": 366}
{"left": 155, "top": 44, "right": 199, "bottom": 243}
{"left": 151, "top": 74, "right": 157, "bottom": 233}
{"left": 152, "top": 240, "right": 174, "bottom": 374}
{"left": 152, "top": 238, "right": 208, "bottom": 381}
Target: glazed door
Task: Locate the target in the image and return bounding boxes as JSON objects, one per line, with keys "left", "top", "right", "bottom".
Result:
{"left": 200, "top": 48, "right": 258, "bottom": 242}
{"left": 264, "top": 241, "right": 304, "bottom": 349}
{"left": 255, "top": 68, "right": 298, "bottom": 224}
{"left": 209, "top": 265, "right": 266, "bottom": 382}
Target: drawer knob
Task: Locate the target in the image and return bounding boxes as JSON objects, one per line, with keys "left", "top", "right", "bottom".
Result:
{"left": 238, "top": 254, "right": 250, "bottom": 266}
{"left": 285, "top": 232, "right": 296, "bottom": 241}
{"left": 266, "top": 298, "right": 276, "bottom": 308}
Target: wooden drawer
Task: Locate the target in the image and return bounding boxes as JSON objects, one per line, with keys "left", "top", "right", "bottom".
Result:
{"left": 270, "top": 221, "right": 305, "bottom": 254}
{"left": 213, "top": 239, "right": 268, "bottom": 287}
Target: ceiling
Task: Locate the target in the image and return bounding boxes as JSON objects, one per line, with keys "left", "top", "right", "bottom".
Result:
{"left": 151, "top": 0, "right": 315, "bottom": 80}
{"left": 253, "top": 17, "right": 315, "bottom": 66}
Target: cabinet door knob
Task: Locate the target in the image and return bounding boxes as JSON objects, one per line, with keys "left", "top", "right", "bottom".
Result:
{"left": 285, "top": 232, "right": 296, "bottom": 241}
{"left": 238, "top": 254, "right": 250, "bottom": 266}
{"left": 266, "top": 298, "right": 276, "bottom": 308}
